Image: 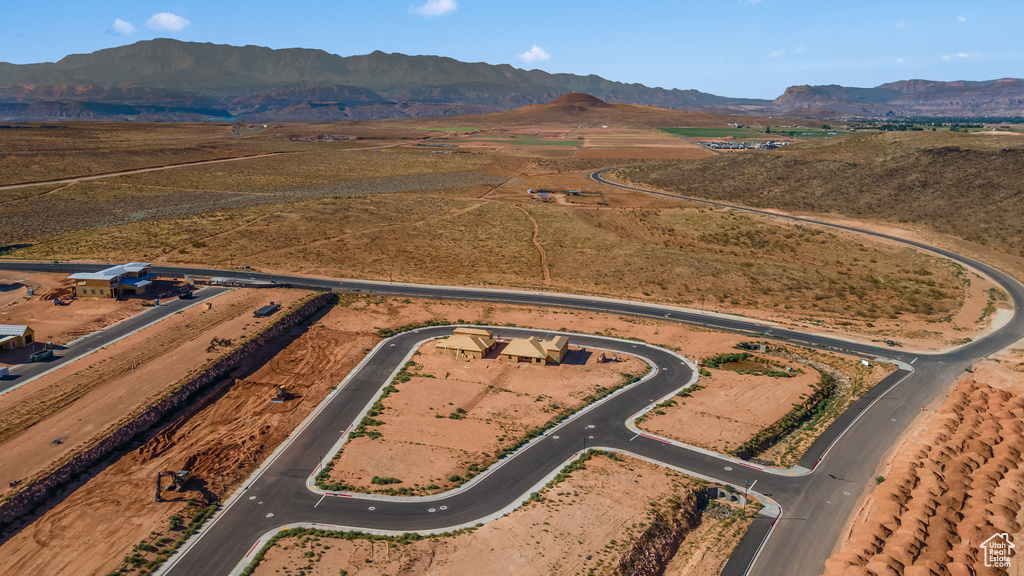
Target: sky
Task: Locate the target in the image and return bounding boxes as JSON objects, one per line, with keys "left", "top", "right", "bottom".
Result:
{"left": 1, "top": 1, "right": 1022, "bottom": 99}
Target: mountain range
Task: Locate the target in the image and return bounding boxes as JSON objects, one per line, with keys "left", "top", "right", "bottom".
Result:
{"left": 1, "top": 39, "right": 1022, "bottom": 122}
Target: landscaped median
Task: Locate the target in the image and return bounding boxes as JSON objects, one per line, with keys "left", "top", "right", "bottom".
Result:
{"left": 315, "top": 334, "right": 651, "bottom": 495}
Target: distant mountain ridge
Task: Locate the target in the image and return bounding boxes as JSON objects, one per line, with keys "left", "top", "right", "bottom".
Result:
{"left": 0, "top": 39, "right": 1022, "bottom": 121}
{"left": 771, "top": 78, "right": 1024, "bottom": 117}
{"left": 0, "top": 39, "right": 762, "bottom": 122}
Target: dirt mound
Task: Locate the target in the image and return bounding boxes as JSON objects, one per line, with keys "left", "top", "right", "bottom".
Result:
{"left": 824, "top": 380, "right": 1024, "bottom": 576}
{"left": 549, "top": 93, "right": 610, "bottom": 107}
{"left": 37, "top": 286, "right": 73, "bottom": 301}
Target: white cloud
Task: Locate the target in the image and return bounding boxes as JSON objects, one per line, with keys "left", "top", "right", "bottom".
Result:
{"left": 412, "top": 0, "right": 457, "bottom": 17}
{"left": 111, "top": 19, "right": 135, "bottom": 35}
{"left": 957, "top": 15, "right": 966, "bottom": 22}
{"left": 517, "top": 45, "right": 550, "bottom": 64}
{"left": 895, "top": 20, "right": 905, "bottom": 29}
{"left": 769, "top": 46, "right": 803, "bottom": 58}
{"left": 146, "top": 12, "right": 191, "bottom": 32}
{"left": 942, "top": 52, "right": 980, "bottom": 61}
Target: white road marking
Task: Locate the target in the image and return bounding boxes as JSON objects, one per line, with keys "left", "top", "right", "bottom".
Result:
{"left": 911, "top": 357, "right": 918, "bottom": 364}
{"left": 439, "top": 506, "right": 448, "bottom": 511}
{"left": 315, "top": 494, "right": 327, "bottom": 508}
{"left": 368, "top": 506, "right": 375, "bottom": 511}
{"left": 724, "top": 466, "right": 733, "bottom": 471}
{"left": 266, "top": 513, "right": 274, "bottom": 518}
{"left": 630, "top": 433, "right": 640, "bottom": 441}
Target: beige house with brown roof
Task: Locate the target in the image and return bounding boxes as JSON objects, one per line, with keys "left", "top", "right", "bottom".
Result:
{"left": 435, "top": 327, "right": 496, "bottom": 360}
{"left": 499, "top": 335, "right": 569, "bottom": 365}
{"left": 0, "top": 325, "right": 34, "bottom": 351}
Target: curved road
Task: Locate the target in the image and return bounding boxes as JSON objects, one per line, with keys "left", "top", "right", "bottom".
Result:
{"left": 2, "top": 176, "right": 1021, "bottom": 575}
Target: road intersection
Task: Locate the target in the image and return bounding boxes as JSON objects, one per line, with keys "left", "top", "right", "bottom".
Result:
{"left": 1, "top": 175, "right": 1020, "bottom": 576}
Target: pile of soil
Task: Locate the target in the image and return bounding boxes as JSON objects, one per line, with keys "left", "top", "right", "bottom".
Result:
{"left": 824, "top": 380, "right": 1024, "bottom": 576}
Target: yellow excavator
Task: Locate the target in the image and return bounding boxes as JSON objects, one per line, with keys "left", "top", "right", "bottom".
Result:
{"left": 155, "top": 456, "right": 196, "bottom": 502}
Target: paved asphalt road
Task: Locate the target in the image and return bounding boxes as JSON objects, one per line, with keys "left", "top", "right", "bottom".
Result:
{"left": 0, "top": 286, "right": 229, "bottom": 395}
{"left": 2, "top": 176, "right": 1021, "bottom": 575}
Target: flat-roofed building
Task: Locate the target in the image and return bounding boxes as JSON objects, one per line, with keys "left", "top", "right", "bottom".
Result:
{"left": 0, "top": 325, "right": 34, "bottom": 351}
{"left": 500, "top": 335, "right": 569, "bottom": 365}
{"left": 435, "top": 327, "right": 496, "bottom": 360}
{"left": 68, "top": 263, "right": 154, "bottom": 298}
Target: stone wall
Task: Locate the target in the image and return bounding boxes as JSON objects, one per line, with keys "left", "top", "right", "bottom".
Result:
{"left": 0, "top": 292, "right": 335, "bottom": 533}
{"left": 614, "top": 486, "right": 708, "bottom": 576}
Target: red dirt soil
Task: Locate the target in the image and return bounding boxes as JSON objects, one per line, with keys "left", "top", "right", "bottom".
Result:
{"left": 0, "top": 296, "right": 869, "bottom": 576}
{"left": 0, "top": 304, "right": 378, "bottom": 576}
{"left": 0, "top": 271, "right": 142, "bottom": 364}
{"left": 824, "top": 374, "right": 1024, "bottom": 576}
{"left": 324, "top": 339, "right": 647, "bottom": 494}
{"left": 640, "top": 358, "right": 820, "bottom": 453}
{"left": 253, "top": 455, "right": 751, "bottom": 576}
{"left": 0, "top": 287, "right": 308, "bottom": 498}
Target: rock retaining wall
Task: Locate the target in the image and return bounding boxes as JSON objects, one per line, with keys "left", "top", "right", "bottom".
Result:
{"left": 0, "top": 292, "right": 335, "bottom": 533}
{"left": 614, "top": 486, "right": 708, "bottom": 576}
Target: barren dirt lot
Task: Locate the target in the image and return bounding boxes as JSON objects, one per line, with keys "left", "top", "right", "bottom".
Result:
{"left": 824, "top": 344, "right": 1024, "bottom": 576}
{"left": 640, "top": 354, "right": 820, "bottom": 454}
{"left": 0, "top": 295, "right": 377, "bottom": 576}
{"left": 0, "top": 296, "right": 923, "bottom": 576}
{"left": 255, "top": 455, "right": 755, "bottom": 576}
{"left": 639, "top": 342, "right": 893, "bottom": 462}
{"left": 0, "top": 287, "right": 308, "bottom": 498}
{"left": 323, "top": 339, "right": 647, "bottom": 494}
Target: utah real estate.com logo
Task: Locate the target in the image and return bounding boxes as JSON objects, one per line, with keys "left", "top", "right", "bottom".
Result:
{"left": 981, "top": 532, "right": 1014, "bottom": 569}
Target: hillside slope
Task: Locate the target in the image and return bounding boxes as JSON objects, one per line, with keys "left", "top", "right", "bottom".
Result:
{"left": 620, "top": 131, "right": 1024, "bottom": 258}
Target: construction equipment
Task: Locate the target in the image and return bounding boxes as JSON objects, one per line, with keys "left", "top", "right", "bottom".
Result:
{"left": 155, "top": 470, "right": 191, "bottom": 502}
{"left": 254, "top": 301, "right": 281, "bottom": 318}
{"left": 271, "top": 385, "right": 287, "bottom": 403}
{"left": 155, "top": 456, "right": 195, "bottom": 502}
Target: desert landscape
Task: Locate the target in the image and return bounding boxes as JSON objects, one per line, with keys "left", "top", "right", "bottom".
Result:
{"left": 1, "top": 16, "right": 1023, "bottom": 576}
{"left": 824, "top": 344, "right": 1024, "bottom": 576}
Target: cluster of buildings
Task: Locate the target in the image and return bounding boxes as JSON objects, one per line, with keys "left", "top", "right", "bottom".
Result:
{"left": 1, "top": 263, "right": 156, "bottom": 355}
{"left": 435, "top": 327, "right": 569, "bottom": 365}
{"left": 698, "top": 140, "right": 789, "bottom": 150}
